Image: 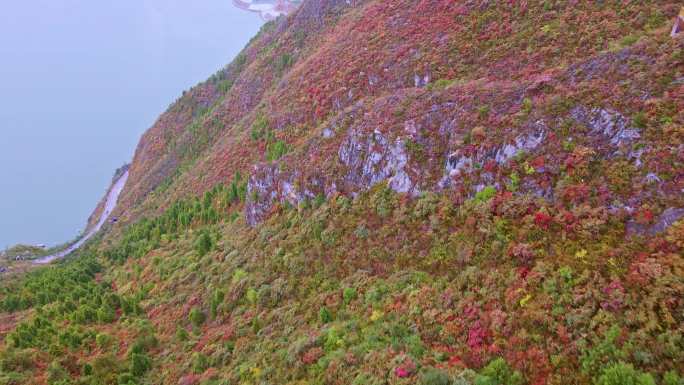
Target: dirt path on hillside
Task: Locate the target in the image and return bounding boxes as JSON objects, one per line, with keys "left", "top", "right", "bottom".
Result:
{"left": 33, "top": 170, "right": 129, "bottom": 264}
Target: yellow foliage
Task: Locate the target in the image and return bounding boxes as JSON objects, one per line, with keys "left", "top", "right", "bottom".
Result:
{"left": 575, "top": 249, "right": 588, "bottom": 263}
{"left": 251, "top": 366, "right": 262, "bottom": 379}
{"left": 519, "top": 294, "right": 532, "bottom": 307}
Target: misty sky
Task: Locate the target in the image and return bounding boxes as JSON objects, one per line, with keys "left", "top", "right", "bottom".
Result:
{"left": 0, "top": 0, "right": 263, "bottom": 248}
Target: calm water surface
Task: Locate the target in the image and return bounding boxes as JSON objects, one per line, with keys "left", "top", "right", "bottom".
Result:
{"left": 0, "top": 0, "right": 263, "bottom": 248}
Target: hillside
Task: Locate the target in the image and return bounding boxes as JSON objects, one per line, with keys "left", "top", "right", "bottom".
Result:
{"left": 1, "top": 1, "right": 684, "bottom": 385}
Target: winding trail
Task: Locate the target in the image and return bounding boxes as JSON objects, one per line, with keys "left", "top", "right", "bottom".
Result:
{"left": 34, "top": 170, "right": 129, "bottom": 264}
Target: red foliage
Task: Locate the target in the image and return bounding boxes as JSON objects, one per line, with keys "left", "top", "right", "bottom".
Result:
{"left": 301, "top": 347, "right": 324, "bottom": 365}
{"left": 601, "top": 280, "right": 625, "bottom": 312}
{"left": 634, "top": 207, "right": 655, "bottom": 225}
{"left": 560, "top": 183, "right": 591, "bottom": 204}
{"left": 507, "top": 242, "right": 535, "bottom": 266}
{"left": 178, "top": 374, "right": 200, "bottom": 385}
{"left": 467, "top": 320, "right": 489, "bottom": 350}
{"left": 529, "top": 155, "right": 546, "bottom": 171}
{"left": 626, "top": 255, "right": 664, "bottom": 287}
{"left": 534, "top": 210, "right": 553, "bottom": 229}
{"left": 394, "top": 356, "right": 416, "bottom": 378}
{"left": 395, "top": 366, "right": 411, "bottom": 378}
{"left": 447, "top": 355, "right": 464, "bottom": 367}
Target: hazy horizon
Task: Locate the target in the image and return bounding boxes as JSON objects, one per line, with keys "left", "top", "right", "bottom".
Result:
{"left": 0, "top": 0, "right": 263, "bottom": 249}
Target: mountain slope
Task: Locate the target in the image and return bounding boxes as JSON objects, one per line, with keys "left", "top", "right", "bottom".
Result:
{"left": 115, "top": 0, "right": 683, "bottom": 228}
{"left": 1, "top": 1, "right": 684, "bottom": 385}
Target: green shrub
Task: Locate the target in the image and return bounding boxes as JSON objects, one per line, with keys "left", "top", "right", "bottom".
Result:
{"left": 323, "top": 327, "right": 343, "bottom": 352}
{"left": 0, "top": 349, "right": 34, "bottom": 373}
{"left": 594, "top": 362, "right": 655, "bottom": 385}
{"left": 192, "top": 352, "right": 209, "bottom": 374}
{"left": 95, "top": 333, "right": 113, "bottom": 350}
{"left": 632, "top": 112, "right": 647, "bottom": 129}
{"left": 478, "top": 105, "right": 490, "bottom": 118}
{"left": 128, "top": 333, "right": 158, "bottom": 355}
{"left": 405, "top": 139, "right": 426, "bottom": 160}
{"left": 117, "top": 372, "right": 138, "bottom": 385}
{"left": 319, "top": 307, "right": 333, "bottom": 324}
{"left": 176, "top": 326, "right": 189, "bottom": 342}
{"left": 210, "top": 289, "right": 225, "bottom": 318}
{"left": 663, "top": 371, "right": 684, "bottom": 385}
{"left": 521, "top": 97, "right": 533, "bottom": 114}
{"left": 371, "top": 185, "right": 397, "bottom": 218}
{"left": 97, "top": 305, "right": 116, "bottom": 323}
{"left": 257, "top": 285, "right": 274, "bottom": 307}
{"left": 343, "top": 287, "right": 357, "bottom": 304}
{"left": 506, "top": 172, "right": 520, "bottom": 192}
{"left": 217, "top": 79, "right": 233, "bottom": 94}
{"left": 189, "top": 308, "right": 206, "bottom": 328}
{"left": 431, "top": 78, "right": 455, "bottom": 90}
{"left": 121, "top": 297, "right": 141, "bottom": 316}
{"left": 474, "top": 186, "right": 497, "bottom": 203}
{"left": 71, "top": 304, "right": 97, "bottom": 324}
{"left": 313, "top": 194, "right": 326, "bottom": 209}
{"left": 0, "top": 371, "right": 26, "bottom": 385}
{"left": 46, "top": 361, "right": 69, "bottom": 385}
{"left": 275, "top": 53, "right": 294, "bottom": 73}
{"left": 580, "top": 325, "right": 625, "bottom": 377}
{"left": 365, "top": 283, "right": 388, "bottom": 305}
{"left": 232, "top": 269, "right": 248, "bottom": 284}
{"left": 619, "top": 34, "right": 639, "bottom": 47}
{"left": 246, "top": 288, "right": 258, "bottom": 304}
{"left": 352, "top": 373, "right": 384, "bottom": 385}
{"left": 129, "top": 353, "right": 151, "bottom": 376}
{"left": 266, "top": 140, "right": 288, "bottom": 162}
{"left": 195, "top": 231, "right": 213, "bottom": 256}
{"left": 251, "top": 316, "right": 262, "bottom": 334}
{"left": 226, "top": 173, "right": 246, "bottom": 204}
{"left": 91, "top": 354, "right": 123, "bottom": 383}
{"left": 474, "top": 358, "right": 524, "bottom": 385}
{"left": 420, "top": 367, "right": 451, "bottom": 385}
{"left": 354, "top": 225, "right": 369, "bottom": 239}
{"left": 250, "top": 114, "right": 269, "bottom": 141}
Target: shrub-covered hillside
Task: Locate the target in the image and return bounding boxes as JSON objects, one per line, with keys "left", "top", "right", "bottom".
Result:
{"left": 2, "top": 0, "right": 684, "bottom": 384}
{"left": 1, "top": 182, "right": 683, "bottom": 384}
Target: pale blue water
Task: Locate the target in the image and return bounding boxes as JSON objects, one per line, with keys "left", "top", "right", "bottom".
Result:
{"left": 0, "top": 0, "right": 263, "bottom": 248}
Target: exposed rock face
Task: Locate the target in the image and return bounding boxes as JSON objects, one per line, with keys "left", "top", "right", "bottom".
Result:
{"left": 244, "top": 89, "right": 663, "bottom": 227}
{"left": 414, "top": 73, "right": 430, "bottom": 88}
{"left": 439, "top": 122, "right": 547, "bottom": 190}
{"left": 570, "top": 106, "right": 640, "bottom": 149}
{"left": 245, "top": 164, "right": 282, "bottom": 226}
{"left": 244, "top": 88, "right": 664, "bottom": 227}
{"left": 246, "top": 125, "right": 417, "bottom": 225}
{"left": 671, "top": 8, "right": 683, "bottom": 37}
{"left": 569, "top": 106, "right": 644, "bottom": 170}
{"left": 245, "top": 162, "right": 328, "bottom": 226}
{"left": 338, "top": 128, "right": 415, "bottom": 195}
